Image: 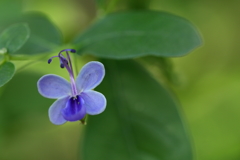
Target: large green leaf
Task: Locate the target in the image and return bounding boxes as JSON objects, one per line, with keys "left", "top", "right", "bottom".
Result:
{"left": 0, "top": 0, "right": 22, "bottom": 27}
{"left": 0, "top": 62, "right": 15, "bottom": 87}
{"left": 0, "top": 72, "right": 53, "bottom": 133}
{"left": 12, "top": 12, "right": 62, "bottom": 55}
{"left": 73, "top": 11, "right": 202, "bottom": 59}
{"left": 81, "top": 60, "right": 192, "bottom": 160}
{"left": 0, "top": 23, "right": 30, "bottom": 53}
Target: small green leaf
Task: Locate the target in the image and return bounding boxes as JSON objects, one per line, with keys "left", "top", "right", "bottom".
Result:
{"left": 73, "top": 11, "right": 202, "bottom": 59}
{"left": 13, "top": 12, "right": 62, "bottom": 55}
{"left": 81, "top": 60, "right": 193, "bottom": 160}
{"left": 0, "top": 62, "right": 15, "bottom": 87}
{"left": 0, "top": 23, "right": 30, "bottom": 53}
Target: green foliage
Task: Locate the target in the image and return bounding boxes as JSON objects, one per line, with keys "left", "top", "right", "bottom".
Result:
{"left": 0, "top": 72, "right": 52, "bottom": 126}
{"left": 0, "top": 12, "right": 63, "bottom": 86}
{"left": 125, "top": 0, "right": 151, "bottom": 9}
{"left": 0, "top": 23, "right": 30, "bottom": 53}
{"left": 73, "top": 11, "right": 202, "bottom": 59}
{"left": 139, "top": 56, "right": 179, "bottom": 85}
{"left": 94, "top": 0, "right": 106, "bottom": 7}
{"left": 81, "top": 60, "right": 192, "bottom": 160}
{"left": 0, "top": 62, "right": 15, "bottom": 87}
{"left": 0, "top": 0, "right": 205, "bottom": 159}
{"left": 0, "top": 0, "right": 22, "bottom": 26}
{"left": 0, "top": 0, "right": 62, "bottom": 54}
{"left": 0, "top": 55, "right": 4, "bottom": 62}
{"left": 14, "top": 13, "right": 62, "bottom": 55}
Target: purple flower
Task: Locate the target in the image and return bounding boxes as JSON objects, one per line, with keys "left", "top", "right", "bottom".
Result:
{"left": 37, "top": 49, "right": 106, "bottom": 125}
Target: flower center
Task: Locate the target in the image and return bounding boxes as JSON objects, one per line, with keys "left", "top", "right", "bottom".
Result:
{"left": 61, "top": 95, "right": 86, "bottom": 121}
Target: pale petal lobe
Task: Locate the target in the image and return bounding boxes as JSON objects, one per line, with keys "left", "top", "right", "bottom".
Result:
{"left": 76, "top": 61, "right": 105, "bottom": 91}
{"left": 81, "top": 90, "right": 107, "bottom": 115}
{"left": 37, "top": 74, "right": 71, "bottom": 99}
{"left": 49, "top": 96, "right": 69, "bottom": 125}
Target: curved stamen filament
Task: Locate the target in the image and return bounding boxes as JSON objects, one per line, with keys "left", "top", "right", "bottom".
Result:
{"left": 66, "top": 51, "right": 74, "bottom": 77}
{"left": 48, "top": 49, "right": 78, "bottom": 96}
{"left": 60, "top": 56, "right": 78, "bottom": 96}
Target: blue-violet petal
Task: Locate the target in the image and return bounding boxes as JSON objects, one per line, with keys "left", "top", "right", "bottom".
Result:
{"left": 76, "top": 61, "right": 105, "bottom": 92}
{"left": 61, "top": 96, "right": 86, "bottom": 121}
{"left": 81, "top": 90, "right": 107, "bottom": 115}
{"left": 37, "top": 74, "right": 71, "bottom": 99}
{"left": 49, "top": 96, "right": 69, "bottom": 125}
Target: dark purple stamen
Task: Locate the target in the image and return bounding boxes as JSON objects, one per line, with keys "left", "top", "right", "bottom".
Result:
{"left": 48, "top": 59, "right": 52, "bottom": 64}
{"left": 66, "top": 51, "right": 73, "bottom": 74}
{"left": 60, "top": 49, "right": 76, "bottom": 53}
{"left": 60, "top": 63, "right": 65, "bottom": 68}
{"left": 48, "top": 49, "right": 78, "bottom": 96}
{"left": 59, "top": 57, "right": 69, "bottom": 68}
{"left": 70, "top": 49, "right": 76, "bottom": 53}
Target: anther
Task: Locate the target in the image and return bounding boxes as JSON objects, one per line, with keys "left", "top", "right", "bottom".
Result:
{"left": 70, "top": 49, "right": 76, "bottom": 53}
{"left": 60, "top": 63, "right": 65, "bottom": 68}
{"left": 48, "top": 59, "right": 52, "bottom": 64}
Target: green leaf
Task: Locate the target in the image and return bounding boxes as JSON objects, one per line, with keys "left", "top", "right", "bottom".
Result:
{"left": 0, "top": 0, "right": 22, "bottom": 26}
{"left": 0, "top": 72, "right": 53, "bottom": 131}
{"left": 0, "top": 62, "right": 15, "bottom": 87}
{"left": 81, "top": 60, "right": 193, "bottom": 160}
{"left": 0, "top": 23, "right": 30, "bottom": 53}
{"left": 94, "top": 0, "right": 105, "bottom": 6}
{"left": 73, "top": 11, "right": 202, "bottom": 59}
{"left": 12, "top": 12, "right": 62, "bottom": 55}
{"left": 139, "top": 56, "right": 179, "bottom": 85}
{"left": 0, "top": 55, "right": 4, "bottom": 63}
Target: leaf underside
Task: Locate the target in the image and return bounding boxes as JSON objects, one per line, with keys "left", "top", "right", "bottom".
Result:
{"left": 81, "top": 60, "right": 193, "bottom": 160}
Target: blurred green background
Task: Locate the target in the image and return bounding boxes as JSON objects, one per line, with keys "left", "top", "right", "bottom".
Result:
{"left": 0, "top": 0, "right": 240, "bottom": 160}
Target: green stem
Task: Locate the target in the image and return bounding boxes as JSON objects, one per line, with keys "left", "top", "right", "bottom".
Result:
{"left": 80, "top": 114, "right": 88, "bottom": 125}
